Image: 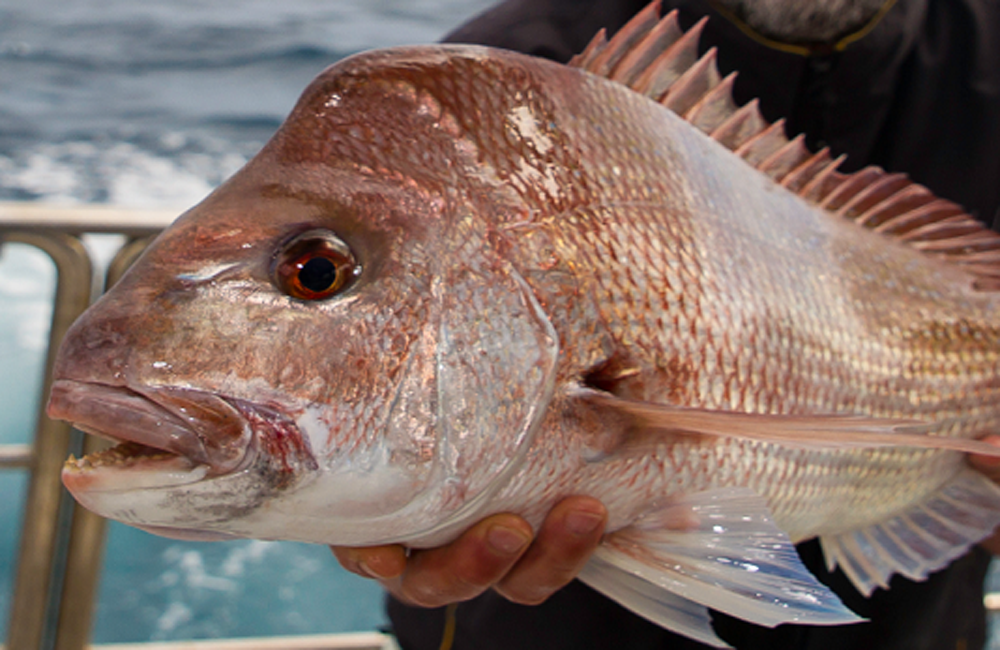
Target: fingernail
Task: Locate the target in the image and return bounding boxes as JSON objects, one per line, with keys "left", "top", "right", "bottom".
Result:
{"left": 565, "top": 510, "right": 605, "bottom": 536}
{"left": 487, "top": 524, "right": 530, "bottom": 555}
{"left": 357, "top": 560, "right": 382, "bottom": 579}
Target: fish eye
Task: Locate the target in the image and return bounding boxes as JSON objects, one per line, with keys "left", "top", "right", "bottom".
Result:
{"left": 272, "top": 230, "right": 359, "bottom": 301}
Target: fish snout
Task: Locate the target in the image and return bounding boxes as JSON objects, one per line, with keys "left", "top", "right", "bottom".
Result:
{"left": 48, "top": 380, "right": 252, "bottom": 474}
{"left": 52, "top": 307, "right": 135, "bottom": 386}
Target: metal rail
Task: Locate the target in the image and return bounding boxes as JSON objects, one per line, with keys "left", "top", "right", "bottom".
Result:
{"left": 0, "top": 202, "right": 175, "bottom": 650}
{"left": 88, "top": 633, "right": 400, "bottom": 650}
{"left": 0, "top": 633, "right": 400, "bottom": 650}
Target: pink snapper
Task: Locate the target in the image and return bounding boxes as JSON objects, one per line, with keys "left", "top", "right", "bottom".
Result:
{"left": 48, "top": 3, "right": 1000, "bottom": 646}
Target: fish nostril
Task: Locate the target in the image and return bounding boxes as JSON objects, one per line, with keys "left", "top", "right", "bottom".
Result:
{"left": 55, "top": 317, "right": 134, "bottom": 382}
{"left": 83, "top": 328, "right": 128, "bottom": 351}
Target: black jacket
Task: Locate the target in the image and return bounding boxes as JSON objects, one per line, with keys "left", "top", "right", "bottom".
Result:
{"left": 387, "top": 1, "right": 1000, "bottom": 648}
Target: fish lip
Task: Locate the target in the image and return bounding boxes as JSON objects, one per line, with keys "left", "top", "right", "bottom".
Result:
{"left": 48, "top": 379, "right": 253, "bottom": 475}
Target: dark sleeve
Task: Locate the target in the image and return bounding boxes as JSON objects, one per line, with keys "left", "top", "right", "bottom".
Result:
{"left": 442, "top": 0, "right": 651, "bottom": 63}
{"left": 869, "top": 0, "right": 1000, "bottom": 228}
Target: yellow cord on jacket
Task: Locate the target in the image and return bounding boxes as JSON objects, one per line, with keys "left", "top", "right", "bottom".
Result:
{"left": 706, "top": 0, "right": 899, "bottom": 56}
{"left": 437, "top": 603, "right": 458, "bottom": 650}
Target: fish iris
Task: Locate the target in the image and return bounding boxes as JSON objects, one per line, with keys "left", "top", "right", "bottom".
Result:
{"left": 273, "top": 229, "right": 358, "bottom": 300}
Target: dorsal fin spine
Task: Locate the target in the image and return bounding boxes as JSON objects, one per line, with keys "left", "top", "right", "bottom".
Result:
{"left": 758, "top": 133, "right": 812, "bottom": 181}
{"left": 734, "top": 119, "right": 787, "bottom": 166}
{"left": 569, "top": 29, "right": 609, "bottom": 69}
{"left": 856, "top": 184, "right": 935, "bottom": 228}
{"left": 780, "top": 148, "right": 834, "bottom": 192}
{"left": 660, "top": 48, "right": 721, "bottom": 113}
{"left": 568, "top": 1, "right": 1000, "bottom": 291}
{"left": 708, "top": 98, "right": 766, "bottom": 150}
{"left": 588, "top": 0, "right": 663, "bottom": 76}
{"left": 632, "top": 16, "right": 707, "bottom": 99}
{"left": 836, "top": 173, "right": 911, "bottom": 219}
{"left": 876, "top": 201, "right": 967, "bottom": 235}
{"left": 818, "top": 168, "right": 884, "bottom": 211}
{"left": 610, "top": 7, "right": 685, "bottom": 86}
{"left": 685, "top": 72, "right": 738, "bottom": 133}
{"left": 798, "top": 155, "right": 847, "bottom": 203}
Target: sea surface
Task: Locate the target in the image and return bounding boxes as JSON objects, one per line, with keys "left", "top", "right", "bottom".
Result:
{"left": 4, "top": 0, "right": 1000, "bottom": 646}
{"left": 0, "top": 0, "right": 492, "bottom": 643}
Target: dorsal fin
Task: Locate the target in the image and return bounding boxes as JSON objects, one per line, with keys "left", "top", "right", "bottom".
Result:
{"left": 569, "top": 2, "right": 1000, "bottom": 291}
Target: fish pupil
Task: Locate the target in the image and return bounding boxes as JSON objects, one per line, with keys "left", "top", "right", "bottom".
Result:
{"left": 298, "top": 256, "right": 337, "bottom": 292}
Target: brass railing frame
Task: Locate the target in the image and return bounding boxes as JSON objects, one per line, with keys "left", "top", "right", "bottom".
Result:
{"left": 1, "top": 202, "right": 176, "bottom": 650}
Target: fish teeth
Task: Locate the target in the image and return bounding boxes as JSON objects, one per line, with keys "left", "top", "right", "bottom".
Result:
{"left": 65, "top": 442, "right": 175, "bottom": 471}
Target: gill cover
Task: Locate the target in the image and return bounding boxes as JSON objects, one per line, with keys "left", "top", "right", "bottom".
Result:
{"left": 366, "top": 211, "right": 560, "bottom": 545}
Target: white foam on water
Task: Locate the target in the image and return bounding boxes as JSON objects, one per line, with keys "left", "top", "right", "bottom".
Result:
{"left": 220, "top": 539, "right": 277, "bottom": 577}
{"left": 155, "top": 602, "right": 193, "bottom": 635}
{"left": 0, "top": 138, "right": 248, "bottom": 207}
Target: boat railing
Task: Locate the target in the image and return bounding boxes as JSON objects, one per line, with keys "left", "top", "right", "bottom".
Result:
{"left": 0, "top": 202, "right": 398, "bottom": 650}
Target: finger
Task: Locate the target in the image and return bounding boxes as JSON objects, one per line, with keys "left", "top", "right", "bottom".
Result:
{"left": 495, "top": 496, "right": 607, "bottom": 605}
{"left": 394, "top": 513, "right": 534, "bottom": 608}
{"left": 331, "top": 544, "right": 408, "bottom": 580}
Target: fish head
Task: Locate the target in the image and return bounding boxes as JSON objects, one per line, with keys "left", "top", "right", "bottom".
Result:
{"left": 48, "top": 46, "right": 561, "bottom": 546}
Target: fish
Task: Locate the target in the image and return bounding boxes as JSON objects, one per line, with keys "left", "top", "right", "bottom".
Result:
{"left": 47, "top": 1, "right": 1000, "bottom": 646}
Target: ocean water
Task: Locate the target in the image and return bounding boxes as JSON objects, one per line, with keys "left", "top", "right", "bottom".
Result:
{"left": 0, "top": 0, "right": 492, "bottom": 643}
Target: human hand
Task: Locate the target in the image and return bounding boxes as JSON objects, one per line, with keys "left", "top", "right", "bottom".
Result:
{"left": 331, "top": 495, "right": 607, "bottom": 607}
{"left": 969, "top": 435, "right": 1000, "bottom": 554}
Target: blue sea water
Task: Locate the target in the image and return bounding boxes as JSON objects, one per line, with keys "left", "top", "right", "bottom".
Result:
{"left": 0, "top": 0, "right": 491, "bottom": 643}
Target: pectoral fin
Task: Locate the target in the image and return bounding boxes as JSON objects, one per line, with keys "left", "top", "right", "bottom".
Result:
{"left": 579, "top": 555, "right": 732, "bottom": 648}
{"left": 579, "top": 487, "right": 862, "bottom": 645}
{"left": 576, "top": 387, "right": 1000, "bottom": 456}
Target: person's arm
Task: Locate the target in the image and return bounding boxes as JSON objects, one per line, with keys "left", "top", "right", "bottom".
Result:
{"left": 331, "top": 496, "right": 606, "bottom": 606}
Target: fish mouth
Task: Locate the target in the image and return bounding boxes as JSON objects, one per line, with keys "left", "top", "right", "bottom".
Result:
{"left": 49, "top": 380, "right": 253, "bottom": 492}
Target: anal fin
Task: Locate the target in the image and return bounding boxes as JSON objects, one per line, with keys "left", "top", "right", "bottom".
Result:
{"left": 579, "top": 555, "right": 731, "bottom": 648}
{"left": 579, "top": 488, "right": 862, "bottom": 646}
{"left": 821, "top": 468, "right": 1000, "bottom": 596}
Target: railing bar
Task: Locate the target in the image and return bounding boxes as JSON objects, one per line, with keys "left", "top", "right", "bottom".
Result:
{"left": 94, "top": 633, "right": 400, "bottom": 650}
{"left": 0, "top": 632, "right": 399, "bottom": 650}
{"left": 5, "top": 231, "right": 94, "bottom": 650}
{"left": 7, "top": 633, "right": 400, "bottom": 650}
{"left": 53, "top": 436, "right": 111, "bottom": 650}
{"left": 0, "top": 444, "right": 33, "bottom": 469}
{"left": 0, "top": 202, "right": 179, "bottom": 235}
{"left": 53, "top": 234, "right": 157, "bottom": 650}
